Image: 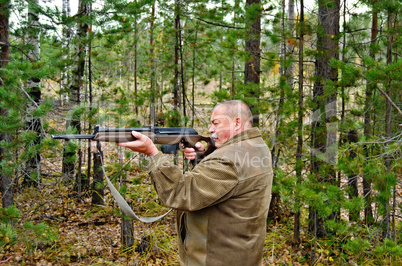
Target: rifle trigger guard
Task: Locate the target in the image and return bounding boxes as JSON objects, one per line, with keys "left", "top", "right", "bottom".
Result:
{"left": 179, "top": 139, "right": 188, "bottom": 150}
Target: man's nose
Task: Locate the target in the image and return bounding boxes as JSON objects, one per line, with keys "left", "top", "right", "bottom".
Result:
{"left": 209, "top": 125, "right": 214, "bottom": 134}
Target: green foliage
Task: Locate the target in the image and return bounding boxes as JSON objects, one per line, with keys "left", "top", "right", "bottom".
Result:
{"left": 344, "top": 237, "right": 371, "bottom": 261}
{"left": 212, "top": 88, "right": 231, "bottom": 102}
{"left": 324, "top": 219, "right": 349, "bottom": 236}
{"left": 343, "top": 196, "right": 365, "bottom": 216}
{"left": 32, "top": 100, "right": 54, "bottom": 118}
{"left": 0, "top": 206, "right": 57, "bottom": 253}
{"left": 21, "top": 221, "right": 58, "bottom": 253}
{"left": 0, "top": 205, "right": 21, "bottom": 224}
{"left": 166, "top": 109, "right": 182, "bottom": 127}
{"left": 0, "top": 0, "right": 399, "bottom": 264}
{"left": 373, "top": 239, "right": 402, "bottom": 263}
{"left": 0, "top": 223, "right": 18, "bottom": 247}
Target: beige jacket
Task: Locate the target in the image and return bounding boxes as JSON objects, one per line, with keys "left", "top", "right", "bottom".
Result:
{"left": 146, "top": 128, "right": 273, "bottom": 266}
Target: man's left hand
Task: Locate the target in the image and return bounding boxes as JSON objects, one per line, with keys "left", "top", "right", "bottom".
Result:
{"left": 117, "top": 131, "right": 159, "bottom": 156}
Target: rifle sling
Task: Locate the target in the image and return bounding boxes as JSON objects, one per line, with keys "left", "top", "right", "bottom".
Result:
{"left": 100, "top": 156, "right": 172, "bottom": 223}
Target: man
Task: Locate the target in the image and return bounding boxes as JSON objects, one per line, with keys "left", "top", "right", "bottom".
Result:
{"left": 118, "top": 100, "right": 273, "bottom": 266}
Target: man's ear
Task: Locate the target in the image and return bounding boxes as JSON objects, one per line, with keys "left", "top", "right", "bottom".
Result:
{"left": 234, "top": 117, "right": 242, "bottom": 131}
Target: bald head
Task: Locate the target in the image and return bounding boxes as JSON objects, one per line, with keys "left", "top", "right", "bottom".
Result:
{"left": 209, "top": 100, "right": 253, "bottom": 147}
{"left": 213, "top": 100, "right": 253, "bottom": 129}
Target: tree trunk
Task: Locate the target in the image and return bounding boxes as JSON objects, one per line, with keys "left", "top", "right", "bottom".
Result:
{"left": 268, "top": 0, "right": 286, "bottom": 222}
{"left": 24, "top": 0, "right": 42, "bottom": 187}
{"left": 273, "top": 0, "right": 286, "bottom": 168}
{"left": 347, "top": 130, "right": 359, "bottom": 222}
{"left": 363, "top": 2, "right": 377, "bottom": 224}
{"left": 0, "top": 126, "right": 13, "bottom": 208}
{"left": 179, "top": 13, "right": 186, "bottom": 126}
{"left": 0, "top": 0, "right": 13, "bottom": 208}
{"left": 173, "top": 0, "right": 180, "bottom": 123}
{"left": 286, "top": 0, "right": 295, "bottom": 89}
{"left": 244, "top": 0, "right": 261, "bottom": 126}
{"left": 121, "top": 206, "right": 134, "bottom": 247}
{"left": 191, "top": 25, "right": 198, "bottom": 127}
{"left": 62, "top": 0, "right": 88, "bottom": 183}
{"left": 92, "top": 141, "right": 104, "bottom": 205}
{"left": 293, "top": 0, "right": 304, "bottom": 246}
{"left": 86, "top": 2, "right": 93, "bottom": 193}
{"left": 309, "top": 0, "right": 340, "bottom": 237}
{"left": 61, "top": 0, "right": 71, "bottom": 100}
{"left": 134, "top": 3, "right": 139, "bottom": 116}
{"left": 231, "top": 0, "right": 240, "bottom": 99}
{"left": 149, "top": 2, "right": 156, "bottom": 126}
{"left": 383, "top": 0, "right": 394, "bottom": 239}
{"left": 61, "top": 0, "right": 74, "bottom": 181}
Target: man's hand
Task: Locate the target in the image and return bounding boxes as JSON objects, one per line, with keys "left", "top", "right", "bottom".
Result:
{"left": 117, "top": 131, "right": 159, "bottom": 156}
{"left": 182, "top": 142, "right": 205, "bottom": 161}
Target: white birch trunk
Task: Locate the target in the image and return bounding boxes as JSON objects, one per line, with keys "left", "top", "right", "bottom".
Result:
{"left": 61, "top": 0, "right": 71, "bottom": 104}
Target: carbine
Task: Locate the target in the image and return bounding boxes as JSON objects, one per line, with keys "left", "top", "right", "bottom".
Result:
{"left": 51, "top": 126, "right": 215, "bottom": 159}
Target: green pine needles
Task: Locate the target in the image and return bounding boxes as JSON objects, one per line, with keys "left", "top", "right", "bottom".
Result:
{"left": 0, "top": 206, "right": 58, "bottom": 253}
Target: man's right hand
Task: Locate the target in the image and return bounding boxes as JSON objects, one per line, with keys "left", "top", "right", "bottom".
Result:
{"left": 183, "top": 142, "right": 205, "bottom": 161}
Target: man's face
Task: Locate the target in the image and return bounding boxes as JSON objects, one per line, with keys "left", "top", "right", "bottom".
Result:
{"left": 209, "top": 106, "right": 236, "bottom": 148}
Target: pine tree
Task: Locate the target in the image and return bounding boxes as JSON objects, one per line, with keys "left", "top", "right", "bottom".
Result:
{"left": 309, "top": 0, "right": 340, "bottom": 238}
{"left": 0, "top": 0, "right": 14, "bottom": 208}
{"left": 362, "top": 0, "right": 377, "bottom": 225}
{"left": 23, "top": 0, "right": 43, "bottom": 187}
{"left": 382, "top": 0, "right": 396, "bottom": 239}
{"left": 293, "top": 0, "right": 305, "bottom": 246}
{"left": 61, "top": 0, "right": 89, "bottom": 187}
{"left": 244, "top": 0, "right": 262, "bottom": 126}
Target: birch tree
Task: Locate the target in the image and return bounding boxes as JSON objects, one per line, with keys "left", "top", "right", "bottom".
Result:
{"left": 60, "top": 0, "right": 71, "bottom": 102}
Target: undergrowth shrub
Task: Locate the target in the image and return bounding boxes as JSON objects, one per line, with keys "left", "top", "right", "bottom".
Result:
{"left": 273, "top": 161, "right": 402, "bottom": 265}
{"left": 373, "top": 239, "right": 402, "bottom": 264}
{"left": 20, "top": 221, "right": 58, "bottom": 253}
{"left": 0, "top": 206, "right": 58, "bottom": 253}
{"left": 344, "top": 237, "right": 371, "bottom": 257}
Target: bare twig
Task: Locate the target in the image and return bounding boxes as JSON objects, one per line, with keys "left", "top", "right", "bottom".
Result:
{"left": 0, "top": 256, "right": 12, "bottom": 264}
{"left": 17, "top": 85, "right": 39, "bottom": 108}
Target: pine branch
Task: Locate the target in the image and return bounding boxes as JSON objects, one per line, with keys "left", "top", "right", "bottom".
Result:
{"left": 196, "top": 17, "right": 243, "bottom": 30}
{"left": 376, "top": 87, "right": 402, "bottom": 117}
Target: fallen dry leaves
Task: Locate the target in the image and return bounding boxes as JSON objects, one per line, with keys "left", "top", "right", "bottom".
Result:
{"left": 0, "top": 163, "right": 179, "bottom": 265}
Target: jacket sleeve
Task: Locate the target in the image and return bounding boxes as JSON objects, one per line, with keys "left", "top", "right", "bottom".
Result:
{"left": 145, "top": 152, "right": 239, "bottom": 211}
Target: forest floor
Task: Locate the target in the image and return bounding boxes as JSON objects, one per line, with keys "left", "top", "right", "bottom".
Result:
{"left": 6, "top": 168, "right": 400, "bottom": 265}
{"left": 3, "top": 171, "right": 315, "bottom": 266}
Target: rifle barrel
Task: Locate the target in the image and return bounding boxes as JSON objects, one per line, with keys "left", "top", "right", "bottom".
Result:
{"left": 51, "top": 134, "right": 95, "bottom": 140}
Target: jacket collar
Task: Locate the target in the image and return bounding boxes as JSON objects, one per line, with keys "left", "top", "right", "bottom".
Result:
{"left": 218, "top": 127, "right": 261, "bottom": 149}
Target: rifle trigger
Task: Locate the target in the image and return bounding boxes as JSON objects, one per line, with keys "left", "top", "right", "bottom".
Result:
{"left": 178, "top": 140, "right": 185, "bottom": 151}
{"left": 181, "top": 139, "right": 188, "bottom": 147}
